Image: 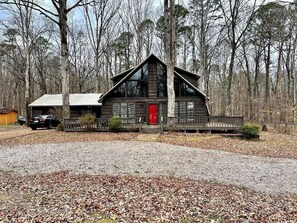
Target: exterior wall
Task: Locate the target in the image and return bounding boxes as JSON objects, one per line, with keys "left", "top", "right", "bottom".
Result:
{"left": 0, "top": 111, "right": 18, "bottom": 124}
{"left": 102, "top": 97, "right": 208, "bottom": 124}
{"left": 102, "top": 57, "right": 208, "bottom": 124}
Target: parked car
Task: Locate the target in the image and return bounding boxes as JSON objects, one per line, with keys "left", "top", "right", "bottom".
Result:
{"left": 29, "top": 115, "right": 60, "bottom": 130}
{"left": 16, "top": 115, "right": 26, "bottom": 126}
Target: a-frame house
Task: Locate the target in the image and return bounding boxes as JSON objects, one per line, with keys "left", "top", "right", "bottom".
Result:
{"left": 98, "top": 54, "right": 210, "bottom": 125}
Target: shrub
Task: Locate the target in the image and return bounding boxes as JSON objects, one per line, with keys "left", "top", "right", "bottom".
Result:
{"left": 108, "top": 116, "right": 122, "bottom": 132}
{"left": 56, "top": 123, "right": 64, "bottom": 131}
{"left": 78, "top": 113, "right": 96, "bottom": 131}
{"left": 239, "top": 123, "right": 260, "bottom": 139}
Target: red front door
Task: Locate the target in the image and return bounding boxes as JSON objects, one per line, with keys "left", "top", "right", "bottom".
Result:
{"left": 148, "top": 104, "right": 158, "bottom": 125}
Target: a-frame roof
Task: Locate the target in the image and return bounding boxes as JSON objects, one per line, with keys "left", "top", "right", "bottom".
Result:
{"left": 98, "top": 54, "right": 209, "bottom": 102}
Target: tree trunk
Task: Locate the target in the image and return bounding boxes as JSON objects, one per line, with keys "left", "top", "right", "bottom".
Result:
{"left": 264, "top": 42, "right": 271, "bottom": 122}
{"left": 226, "top": 44, "right": 236, "bottom": 115}
{"left": 164, "top": 0, "right": 176, "bottom": 126}
{"left": 59, "top": 0, "right": 70, "bottom": 119}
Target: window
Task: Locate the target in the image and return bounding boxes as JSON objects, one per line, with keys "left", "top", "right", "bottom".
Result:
{"left": 111, "top": 63, "right": 148, "bottom": 98}
{"left": 175, "top": 76, "right": 198, "bottom": 97}
{"left": 112, "top": 83, "right": 126, "bottom": 97}
{"left": 175, "top": 101, "right": 195, "bottom": 122}
{"left": 157, "top": 62, "right": 167, "bottom": 97}
{"left": 113, "top": 103, "right": 135, "bottom": 122}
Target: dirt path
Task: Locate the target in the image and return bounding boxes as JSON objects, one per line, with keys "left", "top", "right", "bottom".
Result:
{"left": 0, "top": 128, "right": 43, "bottom": 140}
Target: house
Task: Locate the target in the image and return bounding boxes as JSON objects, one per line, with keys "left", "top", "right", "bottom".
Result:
{"left": 98, "top": 54, "right": 210, "bottom": 126}
{"left": 29, "top": 93, "right": 102, "bottom": 118}
{"left": 0, "top": 107, "right": 18, "bottom": 125}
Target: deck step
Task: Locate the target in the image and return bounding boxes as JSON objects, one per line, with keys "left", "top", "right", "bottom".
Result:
{"left": 141, "top": 125, "right": 162, "bottom": 133}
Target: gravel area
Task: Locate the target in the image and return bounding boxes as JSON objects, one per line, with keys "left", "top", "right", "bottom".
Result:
{"left": 0, "top": 141, "right": 297, "bottom": 194}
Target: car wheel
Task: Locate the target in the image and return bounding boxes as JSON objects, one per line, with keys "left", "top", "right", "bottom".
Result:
{"left": 47, "top": 124, "right": 52, "bottom": 129}
{"left": 31, "top": 126, "right": 37, "bottom": 130}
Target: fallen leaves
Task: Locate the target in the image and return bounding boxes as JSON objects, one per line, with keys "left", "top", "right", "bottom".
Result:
{"left": 158, "top": 132, "right": 297, "bottom": 159}
{"left": 0, "top": 171, "right": 296, "bottom": 222}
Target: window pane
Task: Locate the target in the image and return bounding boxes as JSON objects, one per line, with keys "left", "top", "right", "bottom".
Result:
{"left": 129, "top": 63, "right": 148, "bottom": 81}
{"left": 120, "top": 103, "right": 127, "bottom": 118}
{"left": 180, "top": 102, "right": 186, "bottom": 114}
{"left": 127, "top": 81, "right": 140, "bottom": 97}
{"left": 157, "top": 62, "right": 167, "bottom": 97}
{"left": 127, "top": 63, "right": 148, "bottom": 97}
{"left": 174, "top": 77, "right": 180, "bottom": 96}
{"left": 187, "top": 102, "right": 194, "bottom": 121}
{"left": 111, "top": 83, "right": 126, "bottom": 97}
{"left": 128, "top": 103, "right": 135, "bottom": 117}
{"left": 113, "top": 103, "right": 120, "bottom": 116}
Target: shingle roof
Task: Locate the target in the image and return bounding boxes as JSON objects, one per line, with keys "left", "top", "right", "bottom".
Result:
{"left": 29, "top": 94, "right": 102, "bottom": 107}
{"left": 0, "top": 108, "right": 17, "bottom": 114}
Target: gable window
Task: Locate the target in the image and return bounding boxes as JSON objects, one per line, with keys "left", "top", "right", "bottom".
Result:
{"left": 157, "top": 63, "right": 198, "bottom": 97}
{"left": 157, "top": 62, "right": 167, "bottom": 97}
{"left": 111, "top": 63, "right": 148, "bottom": 98}
{"left": 174, "top": 76, "right": 198, "bottom": 97}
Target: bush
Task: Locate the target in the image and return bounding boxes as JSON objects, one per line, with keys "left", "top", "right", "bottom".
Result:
{"left": 56, "top": 123, "right": 64, "bottom": 131}
{"left": 108, "top": 116, "right": 122, "bottom": 132}
{"left": 239, "top": 123, "right": 260, "bottom": 139}
{"left": 78, "top": 113, "right": 96, "bottom": 131}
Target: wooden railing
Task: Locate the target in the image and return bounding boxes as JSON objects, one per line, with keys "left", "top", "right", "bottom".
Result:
{"left": 64, "top": 116, "right": 244, "bottom": 132}
{"left": 162, "top": 115, "right": 244, "bottom": 131}
{"left": 64, "top": 117, "right": 142, "bottom": 132}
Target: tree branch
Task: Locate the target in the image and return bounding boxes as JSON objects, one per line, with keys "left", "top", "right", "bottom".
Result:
{"left": 0, "top": 0, "right": 59, "bottom": 24}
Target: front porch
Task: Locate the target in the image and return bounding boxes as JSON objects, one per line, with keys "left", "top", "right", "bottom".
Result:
{"left": 64, "top": 116, "right": 244, "bottom": 132}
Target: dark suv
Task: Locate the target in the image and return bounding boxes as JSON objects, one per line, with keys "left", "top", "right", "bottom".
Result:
{"left": 29, "top": 115, "right": 60, "bottom": 130}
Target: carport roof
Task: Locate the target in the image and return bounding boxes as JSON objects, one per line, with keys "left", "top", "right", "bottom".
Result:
{"left": 29, "top": 94, "right": 102, "bottom": 107}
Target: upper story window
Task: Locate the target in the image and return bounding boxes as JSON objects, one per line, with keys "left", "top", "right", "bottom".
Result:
{"left": 110, "top": 63, "right": 148, "bottom": 98}
{"left": 157, "top": 62, "right": 198, "bottom": 97}
{"left": 127, "top": 63, "right": 148, "bottom": 97}
{"left": 174, "top": 76, "right": 198, "bottom": 97}
{"left": 157, "top": 62, "right": 167, "bottom": 97}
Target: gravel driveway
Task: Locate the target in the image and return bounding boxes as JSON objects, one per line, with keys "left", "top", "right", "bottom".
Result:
{"left": 0, "top": 141, "right": 296, "bottom": 194}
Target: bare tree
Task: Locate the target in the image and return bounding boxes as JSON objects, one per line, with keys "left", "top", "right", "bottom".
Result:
{"left": 219, "top": 0, "right": 265, "bottom": 115}
{"left": 83, "top": 0, "right": 120, "bottom": 93}
{"left": 0, "top": 0, "right": 93, "bottom": 119}
{"left": 164, "top": 0, "right": 176, "bottom": 125}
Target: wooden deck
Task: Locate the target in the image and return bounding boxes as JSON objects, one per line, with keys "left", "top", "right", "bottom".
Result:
{"left": 64, "top": 116, "right": 244, "bottom": 132}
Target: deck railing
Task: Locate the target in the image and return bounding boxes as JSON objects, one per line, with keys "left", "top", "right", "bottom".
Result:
{"left": 162, "top": 115, "right": 244, "bottom": 131}
{"left": 64, "top": 117, "right": 142, "bottom": 132}
{"left": 64, "top": 115, "right": 244, "bottom": 132}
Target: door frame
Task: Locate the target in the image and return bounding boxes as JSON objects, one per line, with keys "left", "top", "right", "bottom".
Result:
{"left": 147, "top": 103, "right": 158, "bottom": 125}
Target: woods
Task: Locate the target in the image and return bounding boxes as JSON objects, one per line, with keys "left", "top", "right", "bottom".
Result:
{"left": 0, "top": 0, "right": 296, "bottom": 126}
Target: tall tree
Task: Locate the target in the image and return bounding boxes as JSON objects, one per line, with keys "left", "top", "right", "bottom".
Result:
{"left": 83, "top": 0, "right": 120, "bottom": 93}
{"left": 188, "top": 0, "right": 221, "bottom": 95}
{"left": 164, "top": 0, "right": 176, "bottom": 125}
{"left": 0, "top": 0, "right": 92, "bottom": 120}
{"left": 219, "top": 0, "right": 265, "bottom": 115}
{"left": 252, "top": 2, "right": 285, "bottom": 120}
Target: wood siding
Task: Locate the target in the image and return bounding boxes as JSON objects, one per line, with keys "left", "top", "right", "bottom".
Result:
{"left": 102, "top": 56, "right": 208, "bottom": 124}
{"left": 0, "top": 111, "right": 18, "bottom": 124}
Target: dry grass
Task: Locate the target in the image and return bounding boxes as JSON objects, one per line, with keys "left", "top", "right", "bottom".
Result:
{"left": 158, "top": 131, "right": 297, "bottom": 159}
{"left": 0, "top": 128, "right": 296, "bottom": 159}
